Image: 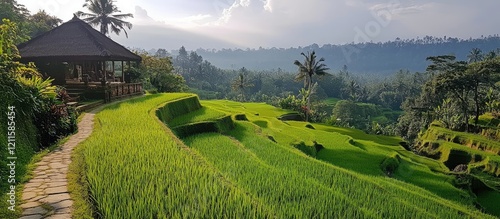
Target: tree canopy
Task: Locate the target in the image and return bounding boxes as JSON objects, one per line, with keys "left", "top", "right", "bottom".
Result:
{"left": 76, "top": 0, "right": 133, "bottom": 37}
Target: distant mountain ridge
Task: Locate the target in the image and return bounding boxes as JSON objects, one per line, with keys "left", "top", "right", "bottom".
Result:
{"left": 189, "top": 36, "right": 500, "bottom": 75}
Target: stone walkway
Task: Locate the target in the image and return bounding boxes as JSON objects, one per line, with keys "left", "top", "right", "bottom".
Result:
{"left": 19, "top": 112, "right": 95, "bottom": 219}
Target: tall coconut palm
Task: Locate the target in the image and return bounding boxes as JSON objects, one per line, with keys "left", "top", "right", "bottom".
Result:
{"left": 76, "top": 0, "right": 133, "bottom": 38}
{"left": 467, "top": 48, "right": 483, "bottom": 63}
{"left": 294, "top": 51, "right": 330, "bottom": 92}
{"left": 231, "top": 72, "right": 253, "bottom": 102}
{"left": 293, "top": 51, "right": 329, "bottom": 121}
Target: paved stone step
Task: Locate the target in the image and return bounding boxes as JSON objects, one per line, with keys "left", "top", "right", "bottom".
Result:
{"left": 20, "top": 112, "right": 96, "bottom": 218}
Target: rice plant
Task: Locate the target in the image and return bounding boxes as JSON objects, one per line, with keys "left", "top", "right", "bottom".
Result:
{"left": 78, "top": 95, "right": 496, "bottom": 218}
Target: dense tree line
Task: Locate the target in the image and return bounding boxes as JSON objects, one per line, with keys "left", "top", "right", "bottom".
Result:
{"left": 0, "top": 0, "right": 62, "bottom": 42}
{"left": 397, "top": 52, "right": 500, "bottom": 144}
{"left": 166, "top": 46, "right": 423, "bottom": 110}
{"left": 191, "top": 36, "right": 500, "bottom": 74}
{"left": 161, "top": 46, "right": 500, "bottom": 139}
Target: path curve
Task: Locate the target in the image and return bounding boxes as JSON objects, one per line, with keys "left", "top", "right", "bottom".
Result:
{"left": 19, "top": 111, "right": 95, "bottom": 219}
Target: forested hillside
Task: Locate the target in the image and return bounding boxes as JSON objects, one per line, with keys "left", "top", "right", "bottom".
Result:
{"left": 188, "top": 36, "right": 500, "bottom": 74}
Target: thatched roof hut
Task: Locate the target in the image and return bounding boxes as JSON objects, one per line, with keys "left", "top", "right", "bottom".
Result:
{"left": 18, "top": 15, "right": 141, "bottom": 62}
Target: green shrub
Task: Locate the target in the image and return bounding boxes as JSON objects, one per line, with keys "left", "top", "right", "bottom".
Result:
{"left": 278, "top": 95, "right": 304, "bottom": 113}
{"left": 291, "top": 141, "right": 323, "bottom": 157}
{"left": 305, "top": 123, "right": 315, "bottom": 129}
{"left": 381, "top": 154, "right": 401, "bottom": 175}
{"left": 234, "top": 114, "right": 248, "bottom": 121}
{"left": 0, "top": 19, "right": 78, "bottom": 217}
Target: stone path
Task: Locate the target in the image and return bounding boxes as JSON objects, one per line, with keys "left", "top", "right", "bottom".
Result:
{"left": 20, "top": 112, "right": 95, "bottom": 219}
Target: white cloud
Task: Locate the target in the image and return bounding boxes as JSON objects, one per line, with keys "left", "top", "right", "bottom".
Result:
{"left": 18, "top": 0, "right": 500, "bottom": 50}
{"left": 263, "top": 0, "right": 273, "bottom": 12}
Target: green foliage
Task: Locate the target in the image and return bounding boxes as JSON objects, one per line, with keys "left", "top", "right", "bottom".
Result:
{"left": 0, "top": 18, "right": 77, "bottom": 218}
{"left": 278, "top": 94, "right": 304, "bottom": 113}
{"left": 293, "top": 51, "right": 330, "bottom": 121}
{"left": 477, "top": 191, "right": 500, "bottom": 217}
{"left": 380, "top": 154, "right": 401, "bottom": 175}
{"left": 0, "top": 114, "right": 38, "bottom": 218}
{"left": 398, "top": 53, "right": 500, "bottom": 145}
{"left": 420, "top": 125, "right": 500, "bottom": 156}
{"left": 123, "top": 67, "right": 142, "bottom": 83}
{"left": 0, "top": 2, "right": 30, "bottom": 44}
{"left": 135, "top": 52, "right": 188, "bottom": 92}
{"left": 290, "top": 140, "right": 323, "bottom": 157}
{"left": 16, "top": 75, "right": 56, "bottom": 99}
{"left": 231, "top": 70, "right": 254, "bottom": 102}
{"left": 0, "top": 19, "right": 21, "bottom": 64}
{"left": 277, "top": 93, "right": 328, "bottom": 123}
{"left": 330, "top": 100, "right": 389, "bottom": 131}
{"left": 28, "top": 10, "right": 62, "bottom": 37}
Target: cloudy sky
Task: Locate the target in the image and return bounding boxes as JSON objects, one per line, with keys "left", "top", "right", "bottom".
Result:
{"left": 18, "top": 0, "right": 500, "bottom": 50}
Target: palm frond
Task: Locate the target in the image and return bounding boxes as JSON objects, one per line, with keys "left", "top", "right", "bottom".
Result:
{"left": 112, "top": 13, "right": 134, "bottom": 19}
{"left": 77, "top": 0, "right": 132, "bottom": 37}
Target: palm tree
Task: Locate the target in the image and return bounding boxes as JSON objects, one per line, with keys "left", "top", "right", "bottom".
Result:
{"left": 485, "top": 50, "right": 497, "bottom": 60}
{"left": 293, "top": 51, "right": 329, "bottom": 121}
{"left": 231, "top": 72, "right": 253, "bottom": 102}
{"left": 76, "top": 0, "right": 133, "bottom": 38}
{"left": 294, "top": 51, "right": 329, "bottom": 92}
{"left": 467, "top": 48, "right": 483, "bottom": 63}
{"left": 345, "top": 80, "right": 360, "bottom": 101}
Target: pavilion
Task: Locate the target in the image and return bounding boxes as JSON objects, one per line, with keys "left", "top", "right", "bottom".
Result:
{"left": 17, "top": 15, "right": 143, "bottom": 102}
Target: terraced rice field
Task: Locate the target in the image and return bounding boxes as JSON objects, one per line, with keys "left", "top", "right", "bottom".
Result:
{"left": 74, "top": 94, "right": 497, "bottom": 218}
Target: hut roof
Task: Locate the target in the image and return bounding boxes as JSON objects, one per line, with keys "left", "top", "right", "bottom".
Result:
{"left": 18, "top": 16, "right": 141, "bottom": 62}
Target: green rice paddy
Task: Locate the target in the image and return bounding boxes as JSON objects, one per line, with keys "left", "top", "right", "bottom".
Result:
{"left": 73, "top": 94, "right": 498, "bottom": 218}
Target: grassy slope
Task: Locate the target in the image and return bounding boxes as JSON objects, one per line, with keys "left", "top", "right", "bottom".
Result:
{"left": 204, "top": 100, "right": 470, "bottom": 204}
{"left": 186, "top": 100, "right": 494, "bottom": 218}
{"left": 75, "top": 95, "right": 496, "bottom": 218}
{"left": 204, "top": 100, "right": 500, "bottom": 216}
{"left": 75, "top": 94, "right": 273, "bottom": 218}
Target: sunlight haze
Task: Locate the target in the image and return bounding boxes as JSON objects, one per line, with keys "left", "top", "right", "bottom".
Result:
{"left": 18, "top": 0, "right": 500, "bottom": 50}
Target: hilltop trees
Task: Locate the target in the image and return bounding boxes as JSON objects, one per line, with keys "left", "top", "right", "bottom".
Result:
{"left": 0, "top": 0, "right": 61, "bottom": 41}
{"left": 468, "top": 58, "right": 500, "bottom": 125}
{"left": 133, "top": 51, "right": 187, "bottom": 92}
{"left": 76, "top": 0, "right": 133, "bottom": 37}
{"left": 398, "top": 49, "right": 500, "bottom": 143}
{"left": 29, "top": 10, "right": 62, "bottom": 37}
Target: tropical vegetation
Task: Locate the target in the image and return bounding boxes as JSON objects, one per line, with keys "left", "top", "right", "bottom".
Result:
{"left": 76, "top": 0, "right": 133, "bottom": 37}
{"left": 70, "top": 93, "right": 499, "bottom": 218}
{"left": 1, "top": 0, "right": 500, "bottom": 217}
{"left": 0, "top": 18, "right": 77, "bottom": 218}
